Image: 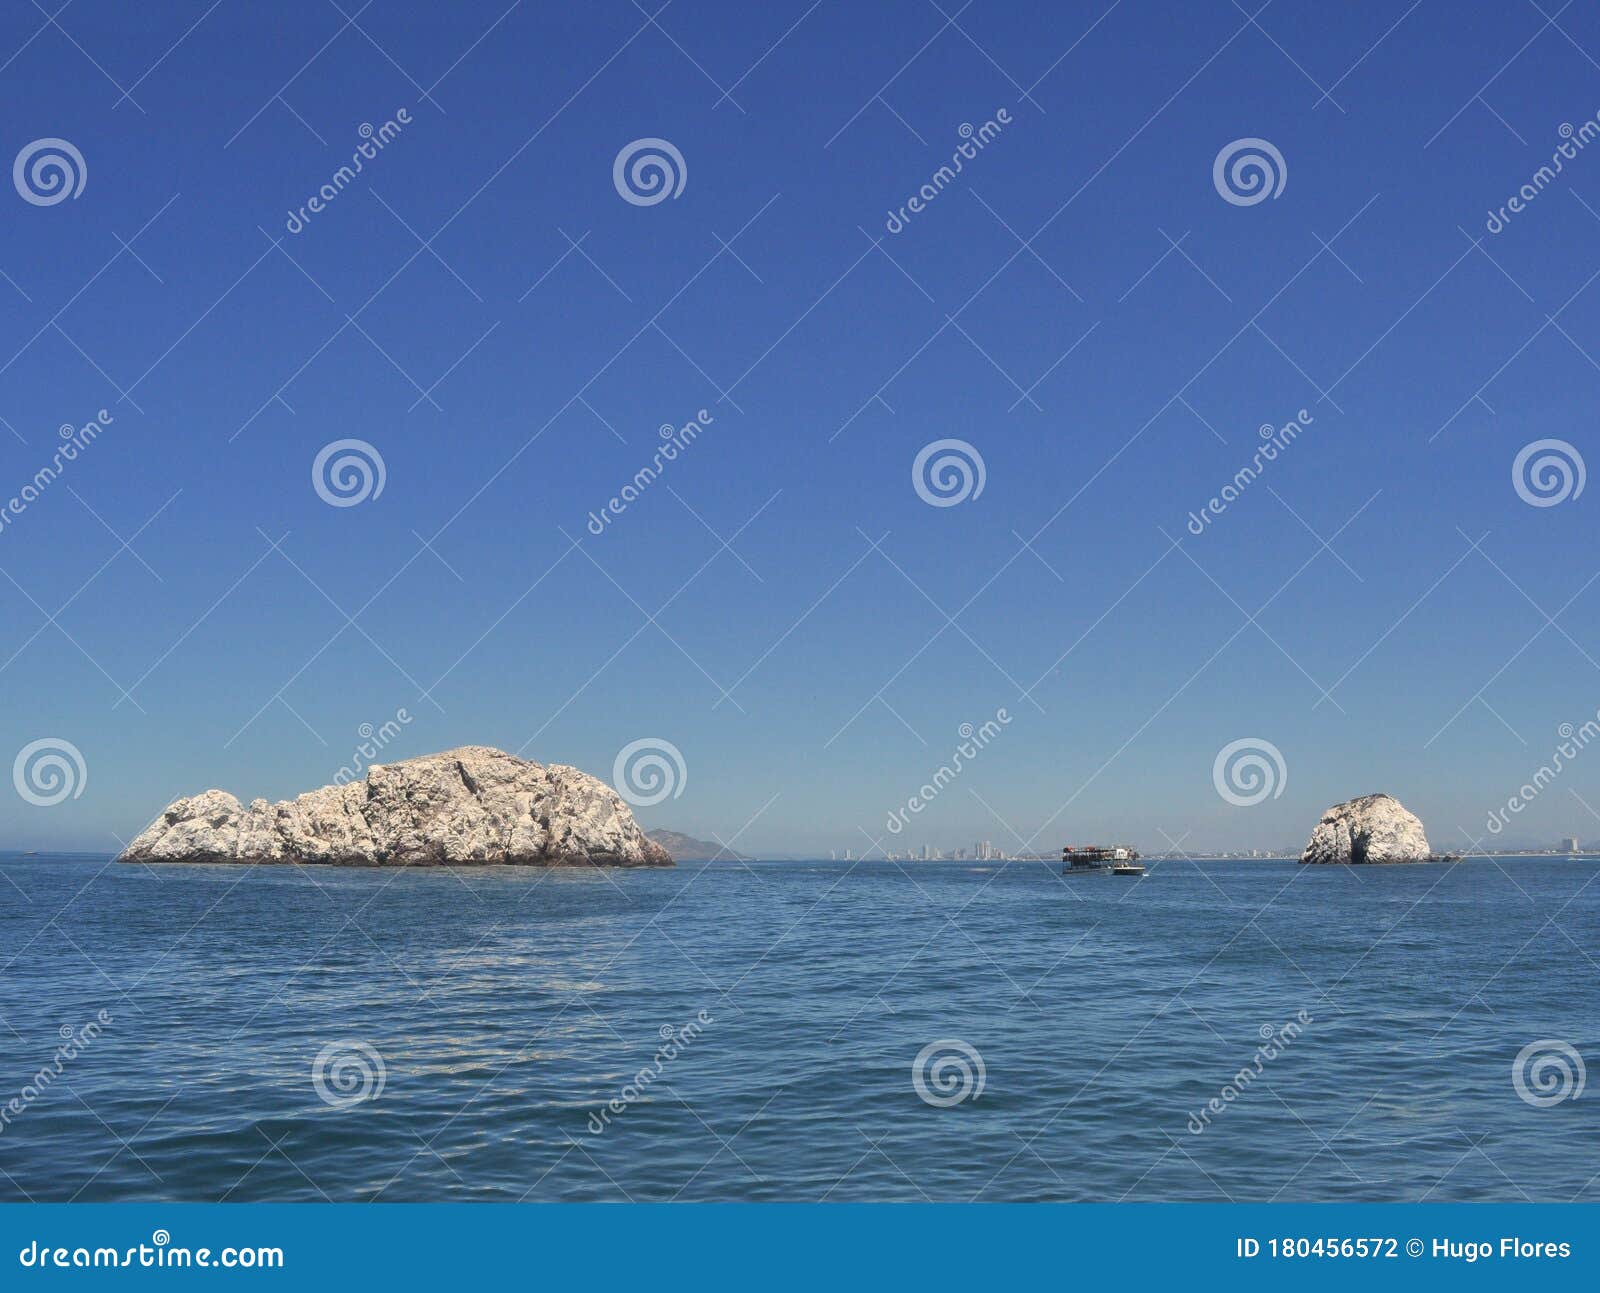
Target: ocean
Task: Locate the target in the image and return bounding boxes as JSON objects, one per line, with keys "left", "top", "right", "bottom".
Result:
{"left": 0, "top": 854, "right": 1593, "bottom": 1201}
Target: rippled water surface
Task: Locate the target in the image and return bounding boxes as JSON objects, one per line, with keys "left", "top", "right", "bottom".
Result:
{"left": 0, "top": 854, "right": 1595, "bottom": 1201}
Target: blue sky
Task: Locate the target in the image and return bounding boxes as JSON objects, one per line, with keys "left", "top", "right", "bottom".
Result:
{"left": 3, "top": 0, "right": 1599, "bottom": 856}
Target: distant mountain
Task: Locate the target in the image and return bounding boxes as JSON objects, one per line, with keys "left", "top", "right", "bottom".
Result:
{"left": 646, "top": 830, "right": 753, "bottom": 862}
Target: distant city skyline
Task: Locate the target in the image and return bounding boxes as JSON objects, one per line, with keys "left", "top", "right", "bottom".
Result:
{"left": 790, "top": 834, "right": 1595, "bottom": 863}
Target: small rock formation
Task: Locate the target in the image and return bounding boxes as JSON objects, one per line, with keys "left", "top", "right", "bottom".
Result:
{"left": 117, "top": 746, "right": 673, "bottom": 868}
{"left": 1299, "top": 793, "right": 1431, "bottom": 864}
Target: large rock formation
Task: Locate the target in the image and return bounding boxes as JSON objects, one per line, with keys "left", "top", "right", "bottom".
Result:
{"left": 117, "top": 746, "right": 673, "bottom": 868}
{"left": 1299, "top": 793, "right": 1431, "bottom": 864}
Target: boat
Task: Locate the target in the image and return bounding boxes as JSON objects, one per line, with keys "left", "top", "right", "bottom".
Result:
{"left": 1062, "top": 844, "right": 1141, "bottom": 874}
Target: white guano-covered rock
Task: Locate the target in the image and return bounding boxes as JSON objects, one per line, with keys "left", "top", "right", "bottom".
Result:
{"left": 117, "top": 746, "right": 673, "bottom": 868}
{"left": 1299, "top": 793, "right": 1431, "bottom": 864}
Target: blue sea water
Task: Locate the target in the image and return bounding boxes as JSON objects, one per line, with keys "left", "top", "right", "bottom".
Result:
{"left": 0, "top": 854, "right": 1594, "bottom": 1202}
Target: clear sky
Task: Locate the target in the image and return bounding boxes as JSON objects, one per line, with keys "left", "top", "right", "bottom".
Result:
{"left": 2, "top": 0, "right": 1599, "bottom": 857}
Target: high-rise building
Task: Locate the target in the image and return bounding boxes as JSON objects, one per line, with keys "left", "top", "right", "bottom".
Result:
{"left": 1562, "top": 837, "right": 1581, "bottom": 853}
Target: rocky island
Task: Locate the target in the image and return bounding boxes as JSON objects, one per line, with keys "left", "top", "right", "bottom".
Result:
{"left": 1298, "top": 793, "right": 1439, "bottom": 864}
{"left": 116, "top": 746, "right": 673, "bottom": 868}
